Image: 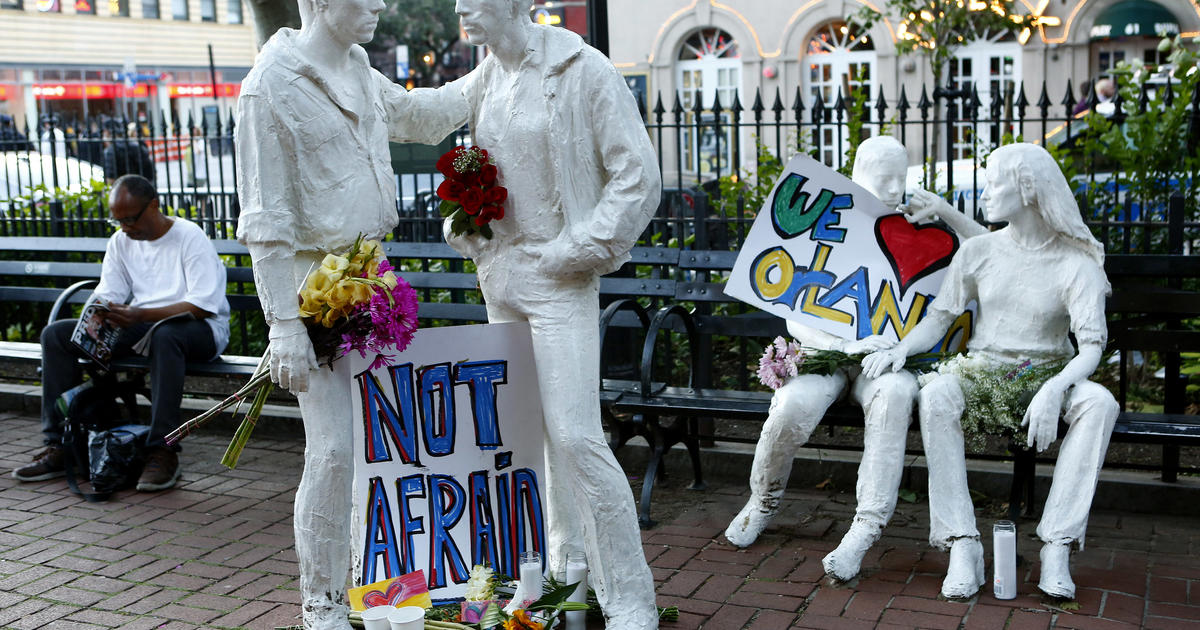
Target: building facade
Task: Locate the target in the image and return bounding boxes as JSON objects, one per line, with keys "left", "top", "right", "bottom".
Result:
{"left": 0, "top": 0, "right": 257, "bottom": 129}
{"left": 608, "top": 0, "right": 1200, "bottom": 178}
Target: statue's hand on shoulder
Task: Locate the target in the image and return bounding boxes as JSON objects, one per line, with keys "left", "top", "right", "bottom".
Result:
{"left": 900, "top": 189, "right": 953, "bottom": 224}
{"left": 1022, "top": 379, "right": 1066, "bottom": 452}
{"left": 268, "top": 318, "right": 318, "bottom": 393}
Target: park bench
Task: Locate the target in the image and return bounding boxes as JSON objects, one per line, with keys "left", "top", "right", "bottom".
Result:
{"left": 0, "top": 235, "right": 680, "bottom": 410}
{"left": 599, "top": 198, "right": 1200, "bottom": 527}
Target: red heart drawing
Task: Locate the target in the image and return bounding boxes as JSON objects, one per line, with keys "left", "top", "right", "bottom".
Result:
{"left": 874, "top": 214, "right": 959, "bottom": 297}
{"left": 362, "top": 579, "right": 405, "bottom": 608}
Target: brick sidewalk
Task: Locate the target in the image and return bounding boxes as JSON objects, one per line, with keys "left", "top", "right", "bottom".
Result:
{"left": 0, "top": 409, "right": 1198, "bottom": 629}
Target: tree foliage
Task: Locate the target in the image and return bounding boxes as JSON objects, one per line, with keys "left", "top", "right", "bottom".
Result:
{"left": 367, "top": 0, "right": 463, "bottom": 85}
{"left": 851, "top": 0, "right": 1023, "bottom": 87}
{"left": 241, "top": 0, "right": 461, "bottom": 85}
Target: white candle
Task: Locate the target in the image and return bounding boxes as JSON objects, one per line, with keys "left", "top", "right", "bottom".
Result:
{"left": 565, "top": 551, "right": 588, "bottom": 630}
{"left": 519, "top": 551, "right": 543, "bottom": 606}
{"left": 993, "top": 521, "right": 1017, "bottom": 600}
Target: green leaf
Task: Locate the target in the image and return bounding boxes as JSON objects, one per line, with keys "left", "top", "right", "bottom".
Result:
{"left": 439, "top": 199, "right": 460, "bottom": 218}
{"left": 526, "top": 581, "right": 581, "bottom": 610}
{"left": 898, "top": 488, "right": 918, "bottom": 503}
{"left": 478, "top": 223, "right": 493, "bottom": 240}
{"left": 450, "top": 210, "right": 469, "bottom": 236}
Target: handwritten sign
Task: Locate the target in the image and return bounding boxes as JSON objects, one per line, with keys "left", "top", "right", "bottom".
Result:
{"left": 350, "top": 323, "right": 547, "bottom": 603}
{"left": 725, "top": 155, "right": 971, "bottom": 348}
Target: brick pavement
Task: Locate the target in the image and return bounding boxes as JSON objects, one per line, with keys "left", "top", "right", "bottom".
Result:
{"left": 1, "top": 409, "right": 1198, "bottom": 629}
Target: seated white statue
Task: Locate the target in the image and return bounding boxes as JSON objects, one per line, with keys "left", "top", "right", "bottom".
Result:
{"left": 725, "top": 136, "right": 980, "bottom": 583}
{"left": 863, "top": 142, "right": 1117, "bottom": 599}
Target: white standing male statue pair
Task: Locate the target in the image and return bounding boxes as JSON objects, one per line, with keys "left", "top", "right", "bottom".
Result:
{"left": 236, "top": 0, "right": 660, "bottom": 627}
{"left": 861, "top": 142, "right": 1117, "bottom": 599}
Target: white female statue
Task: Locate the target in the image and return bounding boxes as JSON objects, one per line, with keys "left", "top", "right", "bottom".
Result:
{"left": 234, "top": 0, "right": 468, "bottom": 626}
{"left": 444, "top": 0, "right": 660, "bottom": 627}
{"left": 863, "top": 142, "right": 1117, "bottom": 599}
{"left": 726, "top": 136, "right": 975, "bottom": 583}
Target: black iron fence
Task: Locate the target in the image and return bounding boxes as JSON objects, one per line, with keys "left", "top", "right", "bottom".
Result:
{"left": 3, "top": 75, "right": 1199, "bottom": 255}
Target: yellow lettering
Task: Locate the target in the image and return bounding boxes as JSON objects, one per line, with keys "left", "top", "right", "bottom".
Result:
{"left": 870, "top": 283, "right": 928, "bottom": 339}
{"left": 799, "top": 244, "right": 853, "bottom": 324}
{"left": 752, "top": 248, "right": 794, "bottom": 301}
{"left": 940, "top": 311, "right": 973, "bottom": 353}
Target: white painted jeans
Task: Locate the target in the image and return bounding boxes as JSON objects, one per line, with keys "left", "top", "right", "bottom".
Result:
{"left": 749, "top": 369, "right": 918, "bottom": 529}
{"left": 919, "top": 373, "right": 1119, "bottom": 549}
{"left": 478, "top": 258, "right": 658, "bottom": 627}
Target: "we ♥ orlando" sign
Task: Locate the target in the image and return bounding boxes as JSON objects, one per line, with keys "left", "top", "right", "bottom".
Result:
{"left": 725, "top": 154, "right": 971, "bottom": 349}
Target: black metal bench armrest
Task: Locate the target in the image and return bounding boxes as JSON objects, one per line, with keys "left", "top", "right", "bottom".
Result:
{"left": 599, "top": 299, "right": 651, "bottom": 386}
{"left": 640, "top": 304, "right": 699, "bottom": 397}
{"left": 48, "top": 280, "right": 99, "bottom": 326}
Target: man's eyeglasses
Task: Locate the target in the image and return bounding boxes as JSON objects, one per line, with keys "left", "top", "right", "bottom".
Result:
{"left": 107, "top": 200, "right": 152, "bottom": 228}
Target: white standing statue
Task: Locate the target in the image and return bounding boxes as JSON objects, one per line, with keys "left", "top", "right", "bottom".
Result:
{"left": 725, "top": 136, "right": 981, "bottom": 583}
{"left": 444, "top": 0, "right": 661, "bottom": 627}
{"left": 233, "top": 0, "right": 468, "bottom": 626}
{"left": 863, "top": 143, "right": 1117, "bottom": 599}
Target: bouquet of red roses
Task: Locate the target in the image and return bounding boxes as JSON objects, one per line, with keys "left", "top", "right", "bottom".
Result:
{"left": 436, "top": 146, "right": 507, "bottom": 239}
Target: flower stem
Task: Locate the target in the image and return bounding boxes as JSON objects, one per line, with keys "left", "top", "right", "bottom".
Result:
{"left": 219, "top": 378, "right": 273, "bottom": 469}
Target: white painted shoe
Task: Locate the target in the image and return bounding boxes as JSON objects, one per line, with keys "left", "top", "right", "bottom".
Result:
{"left": 302, "top": 601, "right": 352, "bottom": 630}
{"left": 822, "top": 521, "right": 881, "bottom": 582}
{"left": 1038, "top": 542, "right": 1076, "bottom": 599}
{"left": 941, "top": 538, "right": 986, "bottom": 599}
{"left": 605, "top": 604, "right": 661, "bottom": 630}
{"left": 724, "top": 498, "right": 776, "bottom": 548}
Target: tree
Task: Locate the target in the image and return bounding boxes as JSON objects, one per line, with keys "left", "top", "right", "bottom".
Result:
{"left": 366, "top": 0, "right": 464, "bottom": 85}
{"left": 241, "top": 0, "right": 461, "bottom": 84}
{"left": 851, "top": 0, "right": 1025, "bottom": 162}
{"left": 244, "top": 0, "right": 299, "bottom": 49}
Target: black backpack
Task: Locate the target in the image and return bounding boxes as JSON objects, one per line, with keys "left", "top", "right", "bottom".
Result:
{"left": 59, "top": 378, "right": 145, "bottom": 502}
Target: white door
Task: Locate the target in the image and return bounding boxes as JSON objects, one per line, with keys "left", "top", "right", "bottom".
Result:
{"left": 947, "top": 33, "right": 1022, "bottom": 160}
{"left": 803, "top": 21, "right": 877, "bottom": 167}
{"left": 675, "top": 28, "right": 741, "bottom": 177}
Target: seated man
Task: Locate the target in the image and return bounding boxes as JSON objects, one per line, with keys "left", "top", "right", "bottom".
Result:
{"left": 863, "top": 143, "right": 1117, "bottom": 599}
{"left": 13, "top": 174, "right": 231, "bottom": 491}
{"left": 725, "top": 136, "right": 980, "bottom": 582}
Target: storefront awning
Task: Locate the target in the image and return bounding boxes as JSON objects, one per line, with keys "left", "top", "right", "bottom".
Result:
{"left": 1090, "top": 0, "right": 1181, "bottom": 40}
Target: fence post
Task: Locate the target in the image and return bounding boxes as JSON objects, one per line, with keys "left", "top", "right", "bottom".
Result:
{"left": 1161, "top": 193, "right": 1186, "bottom": 482}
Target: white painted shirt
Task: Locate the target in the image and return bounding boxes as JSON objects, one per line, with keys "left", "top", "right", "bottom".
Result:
{"left": 95, "top": 217, "right": 231, "bottom": 357}
{"left": 235, "top": 29, "right": 468, "bottom": 254}
{"left": 929, "top": 229, "right": 1109, "bottom": 364}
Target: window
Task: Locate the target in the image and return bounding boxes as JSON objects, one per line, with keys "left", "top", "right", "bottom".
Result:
{"left": 171, "top": 0, "right": 186, "bottom": 20}
{"left": 141, "top": 0, "right": 157, "bottom": 18}
{"left": 200, "top": 0, "right": 214, "bottom": 21}
{"left": 108, "top": 0, "right": 129, "bottom": 15}
{"left": 1, "top": 0, "right": 23, "bottom": 10}
{"left": 803, "top": 21, "right": 877, "bottom": 167}
{"left": 226, "top": 0, "right": 240, "bottom": 23}
{"left": 947, "top": 31, "right": 1021, "bottom": 160}
{"left": 74, "top": 0, "right": 96, "bottom": 13}
{"left": 675, "top": 28, "right": 741, "bottom": 177}
{"left": 35, "top": 0, "right": 60, "bottom": 12}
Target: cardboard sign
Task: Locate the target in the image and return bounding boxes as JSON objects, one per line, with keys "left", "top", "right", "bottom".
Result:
{"left": 725, "top": 154, "right": 970, "bottom": 346}
{"left": 350, "top": 323, "right": 547, "bottom": 603}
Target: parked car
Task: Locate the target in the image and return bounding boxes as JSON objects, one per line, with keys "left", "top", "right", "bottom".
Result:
{"left": 0, "top": 151, "right": 105, "bottom": 207}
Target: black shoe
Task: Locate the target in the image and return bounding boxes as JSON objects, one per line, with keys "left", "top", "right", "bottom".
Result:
{"left": 136, "top": 446, "right": 180, "bottom": 491}
{"left": 13, "top": 446, "right": 66, "bottom": 481}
